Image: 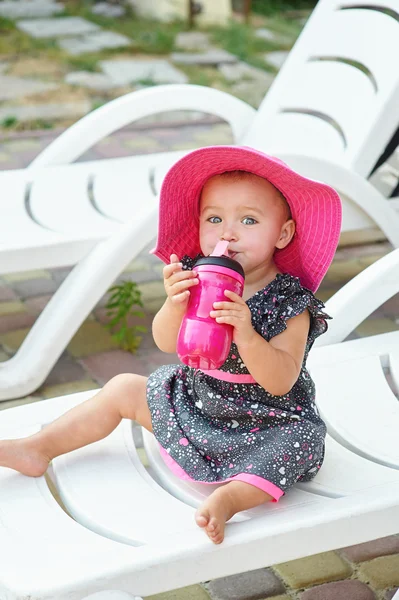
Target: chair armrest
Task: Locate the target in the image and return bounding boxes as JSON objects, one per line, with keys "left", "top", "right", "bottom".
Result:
{"left": 315, "top": 248, "right": 399, "bottom": 346}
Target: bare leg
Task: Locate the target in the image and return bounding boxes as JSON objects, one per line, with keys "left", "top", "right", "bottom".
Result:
{"left": 195, "top": 481, "right": 273, "bottom": 544}
{"left": 0, "top": 374, "right": 151, "bottom": 476}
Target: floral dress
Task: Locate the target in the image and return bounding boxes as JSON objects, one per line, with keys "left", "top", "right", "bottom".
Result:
{"left": 147, "top": 257, "right": 329, "bottom": 501}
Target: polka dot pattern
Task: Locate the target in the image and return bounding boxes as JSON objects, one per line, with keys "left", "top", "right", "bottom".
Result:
{"left": 147, "top": 258, "right": 329, "bottom": 497}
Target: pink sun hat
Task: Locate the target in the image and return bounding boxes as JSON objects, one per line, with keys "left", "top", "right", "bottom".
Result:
{"left": 153, "top": 146, "right": 342, "bottom": 292}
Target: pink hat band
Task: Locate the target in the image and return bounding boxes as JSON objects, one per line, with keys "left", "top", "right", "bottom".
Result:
{"left": 153, "top": 146, "right": 342, "bottom": 292}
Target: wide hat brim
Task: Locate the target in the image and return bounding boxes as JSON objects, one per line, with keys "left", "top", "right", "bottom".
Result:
{"left": 153, "top": 146, "right": 342, "bottom": 292}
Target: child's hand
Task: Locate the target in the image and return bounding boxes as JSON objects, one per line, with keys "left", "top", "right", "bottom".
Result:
{"left": 210, "top": 290, "right": 256, "bottom": 347}
{"left": 163, "top": 253, "right": 198, "bottom": 307}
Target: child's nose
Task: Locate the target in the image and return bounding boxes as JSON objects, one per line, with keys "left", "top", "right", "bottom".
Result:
{"left": 221, "top": 229, "right": 237, "bottom": 242}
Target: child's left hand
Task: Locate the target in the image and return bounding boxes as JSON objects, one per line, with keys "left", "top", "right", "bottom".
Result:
{"left": 210, "top": 290, "right": 256, "bottom": 348}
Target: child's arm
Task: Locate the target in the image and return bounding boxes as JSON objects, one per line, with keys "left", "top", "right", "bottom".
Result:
{"left": 210, "top": 290, "right": 309, "bottom": 396}
{"left": 152, "top": 254, "right": 198, "bottom": 353}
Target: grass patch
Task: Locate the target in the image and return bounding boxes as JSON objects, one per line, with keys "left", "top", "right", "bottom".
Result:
{"left": 0, "top": 16, "right": 65, "bottom": 58}
{"left": 63, "top": 0, "right": 187, "bottom": 55}
{"left": 210, "top": 20, "right": 280, "bottom": 62}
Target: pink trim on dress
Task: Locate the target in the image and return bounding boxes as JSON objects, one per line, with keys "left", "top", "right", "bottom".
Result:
{"left": 200, "top": 369, "right": 257, "bottom": 384}
{"left": 159, "top": 445, "right": 283, "bottom": 502}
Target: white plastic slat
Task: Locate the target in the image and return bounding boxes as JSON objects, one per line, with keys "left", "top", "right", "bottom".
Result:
{"left": 273, "top": 61, "right": 375, "bottom": 145}
{"left": 92, "top": 150, "right": 187, "bottom": 222}
{"left": 258, "top": 112, "right": 346, "bottom": 164}
{"left": 301, "top": 9, "right": 399, "bottom": 92}
{"left": 29, "top": 167, "right": 119, "bottom": 236}
{"left": 311, "top": 331, "right": 399, "bottom": 366}
{"left": 1, "top": 392, "right": 399, "bottom": 599}
{"left": 53, "top": 419, "right": 198, "bottom": 545}
{"left": 312, "top": 353, "right": 399, "bottom": 469}
{"left": 0, "top": 170, "right": 63, "bottom": 244}
{"left": 299, "top": 434, "right": 399, "bottom": 497}
{"left": 0, "top": 440, "right": 139, "bottom": 600}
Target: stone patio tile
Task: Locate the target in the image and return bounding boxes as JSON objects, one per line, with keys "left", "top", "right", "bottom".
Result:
{"left": 300, "top": 580, "right": 375, "bottom": 599}
{"left": 4, "top": 270, "right": 52, "bottom": 282}
{"left": 0, "top": 395, "right": 44, "bottom": 412}
{"left": 123, "top": 138, "right": 164, "bottom": 152}
{"left": 358, "top": 252, "right": 389, "bottom": 268}
{"left": 138, "top": 281, "right": 165, "bottom": 303}
{"left": 339, "top": 536, "right": 399, "bottom": 563}
{"left": 8, "top": 276, "right": 59, "bottom": 299}
{"left": 314, "top": 287, "right": 340, "bottom": 303}
{"left": 171, "top": 49, "right": 237, "bottom": 66}
{"left": 59, "top": 31, "right": 131, "bottom": 56}
{"left": 175, "top": 32, "right": 210, "bottom": 51}
{"left": 0, "top": 285, "right": 18, "bottom": 302}
{"left": 50, "top": 267, "right": 73, "bottom": 286}
{"left": 42, "top": 354, "right": 89, "bottom": 386}
{"left": 24, "top": 294, "right": 53, "bottom": 316}
{"left": 0, "top": 75, "right": 58, "bottom": 101}
{"left": 274, "top": 552, "right": 352, "bottom": 589}
{"left": 0, "top": 349, "right": 9, "bottom": 362}
{"left": 0, "top": 102, "right": 91, "bottom": 124}
{"left": 205, "top": 568, "right": 285, "bottom": 599}
{"left": 0, "top": 328, "right": 29, "bottom": 353}
{"left": 65, "top": 71, "right": 118, "bottom": 91}
{"left": 169, "top": 141, "right": 198, "bottom": 151}
{"left": 0, "top": 2, "right": 64, "bottom": 19}
{"left": 0, "top": 301, "right": 26, "bottom": 316}
{"left": 380, "top": 294, "right": 399, "bottom": 318}
{"left": 100, "top": 59, "right": 188, "bottom": 85}
{"left": 16, "top": 16, "right": 99, "bottom": 38}
{"left": 355, "top": 317, "right": 398, "bottom": 337}
{"left": 385, "top": 588, "right": 399, "bottom": 600}
{"left": 264, "top": 51, "right": 289, "bottom": 70}
{"left": 67, "top": 321, "right": 118, "bottom": 358}
{"left": 0, "top": 312, "right": 36, "bottom": 335}
{"left": 324, "top": 260, "right": 363, "bottom": 283}
{"left": 41, "top": 379, "right": 98, "bottom": 399}
{"left": 146, "top": 585, "right": 210, "bottom": 599}
{"left": 91, "top": 2, "right": 126, "bottom": 17}
{"left": 80, "top": 349, "right": 149, "bottom": 384}
{"left": 358, "top": 555, "right": 399, "bottom": 588}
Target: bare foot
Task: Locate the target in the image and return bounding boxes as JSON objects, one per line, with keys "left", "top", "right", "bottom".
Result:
{"left": 195, "top": 487, "right": 235, "bottom": 544}
{"left": 0, "top": 438, "right": 50, "bottom": 477}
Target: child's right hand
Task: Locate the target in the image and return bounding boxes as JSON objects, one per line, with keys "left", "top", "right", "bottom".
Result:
{"left": 163, "top": 254, "right": 198, "bottom": 307}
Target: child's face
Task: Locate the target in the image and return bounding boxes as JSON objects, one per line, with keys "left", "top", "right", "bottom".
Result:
{"left": 199, "top": 174, "right": 294, "bottom": 278}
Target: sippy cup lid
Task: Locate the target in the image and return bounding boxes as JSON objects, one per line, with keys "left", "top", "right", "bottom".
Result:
{"left": 193, "top": 255, "right": 245, "bottom": 279}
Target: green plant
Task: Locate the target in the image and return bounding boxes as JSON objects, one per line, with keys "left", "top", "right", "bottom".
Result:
{"left": 105, "top": 280, "right": 147, "bottom": 353}
{"left": 252, "top": 0, "right": 316, "bottom": 15}
{"left": 1, "top": 116, "right": 18, "bottom": 128}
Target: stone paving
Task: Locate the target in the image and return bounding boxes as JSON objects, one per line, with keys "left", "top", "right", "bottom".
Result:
{"left": 0, "top": 120, "right": 398, "bottom": 598}
{"left": 0, "top": 0, "right": 301, "bottom": 128}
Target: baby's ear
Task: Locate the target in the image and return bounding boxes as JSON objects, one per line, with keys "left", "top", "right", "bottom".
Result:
{"left": 276, "top": 220, "right": 296, "bottom": 250}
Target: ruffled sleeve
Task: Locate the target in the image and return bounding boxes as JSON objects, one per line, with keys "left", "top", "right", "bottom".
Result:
{"left": 251, "top": 274, "right": 331, "bottom": 345}
{"left": 181, "top": 254, "right": 202, "bottom": 271}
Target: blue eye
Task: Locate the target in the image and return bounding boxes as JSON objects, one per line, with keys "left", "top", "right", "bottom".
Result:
{"left": 208, "top": 216, "right": 222, "bottom": 223}
{"left": 242, "top": 217, "right": 257, "bottom": 225}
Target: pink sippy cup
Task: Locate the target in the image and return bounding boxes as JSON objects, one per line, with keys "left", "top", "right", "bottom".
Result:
{"left": 177, "top": 241, "right": 245, "bottom": 370}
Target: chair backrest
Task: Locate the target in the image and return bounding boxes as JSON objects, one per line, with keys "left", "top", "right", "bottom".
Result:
{"left": 244, "top": 0, "right": 399, "bottom": 176}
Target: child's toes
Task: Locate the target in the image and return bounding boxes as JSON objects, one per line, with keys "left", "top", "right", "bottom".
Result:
{"left": 195, "top": 509, "right": 210, "bottom": 529}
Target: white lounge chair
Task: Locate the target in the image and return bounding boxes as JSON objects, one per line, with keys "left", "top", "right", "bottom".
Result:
{"left": 0, "top": 249, "right": 398, "bottom": 600}
{"left": 1, "top": 0, "right": 399, "bottom": 399}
